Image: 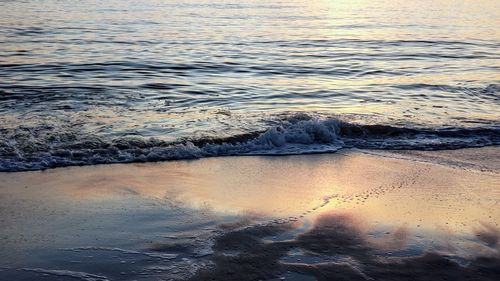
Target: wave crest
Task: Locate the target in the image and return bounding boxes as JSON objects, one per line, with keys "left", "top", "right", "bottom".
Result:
{"left": 1, "top": 115, "right": 499, "bottom": 172}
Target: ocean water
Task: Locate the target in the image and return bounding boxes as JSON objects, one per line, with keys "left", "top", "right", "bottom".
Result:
{"left": 0, "top": 0, "right": 499, "bottom": 171}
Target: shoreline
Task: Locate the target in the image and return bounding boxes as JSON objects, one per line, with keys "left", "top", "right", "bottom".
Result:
{"left": 2, "top": 144, "right": 499, "bottom": 175}
{"left": 0, "top": 147, "right": 499, "bottom": 280}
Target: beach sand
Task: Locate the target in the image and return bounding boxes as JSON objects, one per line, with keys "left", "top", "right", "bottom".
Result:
{"left": 0, "top": 148, "right": 499, "bottom": 280}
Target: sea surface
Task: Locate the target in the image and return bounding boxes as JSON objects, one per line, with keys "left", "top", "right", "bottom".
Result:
{"left": 0, "top": 0, "right": 499, "bottom": 171}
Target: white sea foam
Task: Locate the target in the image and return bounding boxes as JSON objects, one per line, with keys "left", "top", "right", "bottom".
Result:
{"left": 0, "top": 114, "right": 498, "bottom": 171}
{"left": 62, "top": 246, "right": 178, "bottom": 260}
{"left": 21, "top": 268, "right": 109, "bottom": 281}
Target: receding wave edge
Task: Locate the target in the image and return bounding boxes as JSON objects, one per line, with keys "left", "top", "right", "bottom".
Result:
{"left": 1, "top": 114, "right": 499, "bottom": 172}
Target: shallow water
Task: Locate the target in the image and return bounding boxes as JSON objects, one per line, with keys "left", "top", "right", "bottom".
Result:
{"left": 1, "top": 0, "right": 499, "bottom": 171}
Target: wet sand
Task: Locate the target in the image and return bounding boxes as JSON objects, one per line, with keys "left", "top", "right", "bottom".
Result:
{"left": 0, "top": 148, "right": 499, "bottom": 281}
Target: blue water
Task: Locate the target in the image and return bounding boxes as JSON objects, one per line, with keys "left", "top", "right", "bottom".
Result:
{"left": 0, "top": 0, "right": 499, "bottom": 171}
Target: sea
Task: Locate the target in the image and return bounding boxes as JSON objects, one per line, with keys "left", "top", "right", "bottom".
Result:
{"left": 0, "top": 0, "right": 499, "bottom": 171}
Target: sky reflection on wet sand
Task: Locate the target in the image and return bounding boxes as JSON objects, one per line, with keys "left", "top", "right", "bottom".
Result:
{"left": 0, "top": 149, "right": 498, "bottom": 280}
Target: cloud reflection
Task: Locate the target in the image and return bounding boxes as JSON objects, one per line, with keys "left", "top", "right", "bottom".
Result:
{"left": 186, "top": 212, "right": 500, "bottom": 281}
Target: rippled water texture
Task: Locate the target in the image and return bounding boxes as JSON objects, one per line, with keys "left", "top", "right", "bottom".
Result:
{"left": 0, "top": 0, "right": 499, "bottom": 170}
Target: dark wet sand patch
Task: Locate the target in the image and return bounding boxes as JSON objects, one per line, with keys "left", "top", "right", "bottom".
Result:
{"left": 190, "top": 213, "right": 500, "bottom": 281}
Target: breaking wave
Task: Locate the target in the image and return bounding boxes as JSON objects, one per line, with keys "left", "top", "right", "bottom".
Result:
{"left": 1, "top": 114, "right": 499, "bottom": 172}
